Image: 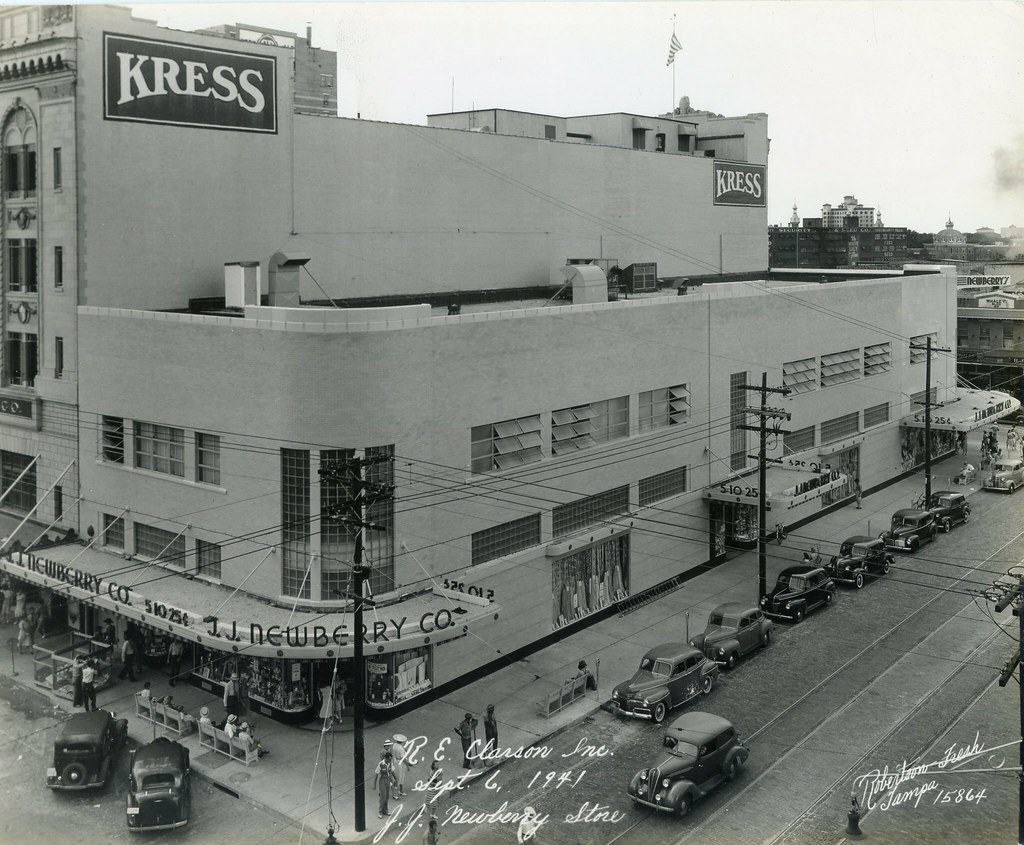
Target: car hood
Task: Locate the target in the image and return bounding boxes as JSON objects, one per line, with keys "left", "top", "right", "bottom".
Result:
{"left": 694, "top": 625, "right": 736, "bottom": 646}
{"left": 765, "top": 587, "right": 800, "bottom": 604}
{"left": 830, "top": 555, "right": 862, "bottom": 569}
{"left": 642, "top": 751, "right": 696, "bottom": 777}
{"left": 613, "top": 670, "right": 665, "bottom": 697}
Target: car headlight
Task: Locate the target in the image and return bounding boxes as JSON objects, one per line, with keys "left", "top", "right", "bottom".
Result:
{"left": 639, "top": 770, "right": 648, "bottom": 780}
{"left": 643, "top": 697, "right": 649, "bottom": 706}
{"left": 717, "top": 647, "right": 726, "bottom": 655}
{"left": 785, "top": 601, "right": 792, "bottom": 609}
{"left": 662, "top": 778, "right": 671, "bottom": 788}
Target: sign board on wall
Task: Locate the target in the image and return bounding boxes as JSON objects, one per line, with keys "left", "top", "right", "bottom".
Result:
{"left": 237, "top": 29, "right": 296, "bottom": 48}
{"left": 712, "top": 160, "right": 767, "bottom": 207}
{"left": 958, "top": 276, "right": 1011, "bottom": 286}
{"left": 103, "top": 33, "right": 277, "bottom": 134}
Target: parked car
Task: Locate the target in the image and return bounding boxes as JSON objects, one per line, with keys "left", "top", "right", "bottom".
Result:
{"left": 627, "top": 711, "right": 749, "bottom": 817}
{"left": 983, "top": 459, "right": 1024, "bottom": 493}
{"left": 46, "top": 709, "right": 128, "bottom": 790}
{"left": 928, "top": 490, "right": 972, "bottom": 530}
{"left": 126, "top": 737, "right": 191, "bottom": 832}
{"left": 611, "top": 643, "right": 719, "bottom": 723}
{"left": 880, "top": 509, "right": 939, "bottom": 552}
{"left": 688, "top": 602, "right": 773, "bottom": 669}
{"left": 760, "top": 565, "right": 835, "bottom": 622}
{"left": 826, "top": 536, "right": 893, "bottom": 589}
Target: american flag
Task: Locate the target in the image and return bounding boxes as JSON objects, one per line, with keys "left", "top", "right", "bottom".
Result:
{"left": 666, "top": 32, "right": 682, "bottom": 66}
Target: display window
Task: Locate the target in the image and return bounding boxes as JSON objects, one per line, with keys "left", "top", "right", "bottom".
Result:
{"left": 551, "top": 535, "right": 629, "bottom": 630}
{"left": 193, "top": 649, "right": 313, "bottom": 718}
{"left": 366, "top": 645, "right": 432, "bottom": 708}
{"left": 820, "top": 446, "right": 861, "bottom": 508}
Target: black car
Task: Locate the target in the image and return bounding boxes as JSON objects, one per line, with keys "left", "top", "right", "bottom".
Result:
{"left": 126, "top": 738, "right": 191, "bottom": 832}
{"left": 627, "top": 711, "right": 749, "bottom": 816}
{"left": 759, "top": 565, "right": 835, "bottom": 622}
{"left": 611, "top": 643, "right": 719, "bottom": 723}
{"left": 46, "top": 709, "right": 128, "bottom": 790}
{"left": 826, "top": 536, "right": 894, "bottom": 589}
{"left": 688, "top": 602, "right": 774, "bottom": 669}
{"left": 928, "top": 491, "right": 971, "bottom": 532}
{"left": 881, "top": 509, "right": 939, "bottom": 552}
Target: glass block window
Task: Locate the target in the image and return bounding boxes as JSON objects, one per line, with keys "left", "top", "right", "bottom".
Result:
{"left": 135, "top": 522, "right": 186, "bottom": 567}
{"left": 639, "top": 466, "right": 688, "bottom": 506}
{"left": 281, "top": 448, "right": 311, "bottom": 598}
{"left": 100, "top": 416, "right": 124, "bottom": 463}
{"left": 196, "top": 433, "right": 221, "bottom": 485}
{"left": 102, "top": 513, "right": 124, "bottom": 550}
{"left": 471, "top": 415, "right": 542, "bottom": 473}
{"left": 864, "top": 402, "right": 890, "bottom": 427}
{"left": 782, "top": 357, "right": 817, "bottom": 394}
{"left": 783, "top": 425, "right": 816, "bottom": 455}
{"left": 730, "top": 372, "right": 748, "bottom": 471}
{"left": 196, "top": 539, "right": 222, "bottom": 579}
{"left": 820, "top": 348, "right": 861, "bottom": 388}
{"left": 552, "top": 397, "right": 628, "bottom": 455}
{"left": 821, "top": 412, "right": 860, "bottom": 445}
{"left": 320, "top": 448, "right": 356, "bottom": 600}
{"left": 910, "top": 333, "right": 938, "bottom": 364}
{"left": 365, "top": 444, "right": 396, "bottom": 596}
{"left": 639, "top": 385, "right": 690, "bottom": 432}
{"left": 552, "top": 485, "right": 630, "bottom": 538}
{"left": 134, "top": 422, "right": 185, "bottom": 477}
{"left": 863, "top": 342, "right": 892, "bottom": 376}
{"left": 471, "top": 514, "right": 541, "bottom": 566}
{"left": 0, "top": 450, "right": 35, "bottom": 512}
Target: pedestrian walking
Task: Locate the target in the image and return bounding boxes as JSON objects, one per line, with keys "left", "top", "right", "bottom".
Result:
{"left": 13, "top": 590, "right": 25, "bottom": 624}
{"left": 223, "top": 671, "right": 241, "bottom": 718}
{"left": 0, "top": 580, "right": 12, "bottom": 624}
{"left": 373, "top": 751, "right": 398, "bottom": 819}
{"left": 391, "top": 733, "right": 409, "bottom": 798}
{"left": 423, "top": 817, "right": 441, "bottom": 845}
{"left": 100, "top": 618, "right": 116, "bottom": 645}
{"left": 118, "top": 636, "right": 137, "bottom": 681}
{"left": 854, "top": 477, "right": 862, "bottom": 509}
{"left": 71, "top": 655, "right": 85, "bottom": 707}
{"left": 455, "top": 712, "right": 476, "bottom": 769}
{"left": 16, "top": 615, "right": 32, "bottom": 654}
{"left": 484, "top": 704, "right": 498, "bottom": 755}
{"left": 81, "top": 659, "right": 97, "bottom": 711}
{"left": 167, "top": 638, "right": 184, "bottom": 686}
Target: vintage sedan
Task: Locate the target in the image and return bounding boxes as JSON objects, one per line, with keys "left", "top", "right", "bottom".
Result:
{"left": 688, "top": 602, "right": 773, "bottom": 669}
{"left": 611, "top": 643, "right": 719, "bottom": 723}
{"left": 826, "top": 536, "right": 893, "bottom": 589}
{"left": 983, "top": 459, "right": 1024, "bottom": 493}
{"left": 627, "top": 711, "right": 749, "bottom": 817}
{"left": 46, "top": 709, "right": 128, "bottom": 790}
{"left": 760, "top": 565, "right": 835, "bottom": 622}
{"left": 928, "top": 490, "right": 971, "bottom": 530}
{"left": 126, "top": 738, "right": 191, "bottom": 831}
{"left": 880, "top": 509, "right": 939, "bottom": 552}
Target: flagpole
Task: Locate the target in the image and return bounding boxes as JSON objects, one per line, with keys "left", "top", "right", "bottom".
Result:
{"left": 672, "top": 15, "right": 676, "bottom": 112}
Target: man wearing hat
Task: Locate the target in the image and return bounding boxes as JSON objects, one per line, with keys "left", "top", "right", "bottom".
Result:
{"left": 484, "top": 704, "right": 498, "bottom": 755}
{"left": 223, "top": 671, "right": 241, "bottom": 719}
{"left": 199, "top": 706, "right": 212, "bottom": 725}
{"left": 391, "top": 734, "right": 409, "bottom": 798}
{"left": 455, "top": 712, "right": 477, "bottom": 769}
{"left": 224, "top": 714, "right": 239, "bottom": 738}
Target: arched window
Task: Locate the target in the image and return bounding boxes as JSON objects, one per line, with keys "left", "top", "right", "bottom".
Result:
{"left": 3, "top": 108, "right": 36, "bottom": 197}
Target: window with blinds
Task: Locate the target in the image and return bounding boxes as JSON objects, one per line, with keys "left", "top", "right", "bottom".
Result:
{"left": 639, "top": 385, "right": 690, "bottom": 432}
{"left": 783, "top": 425, "right": 815, "bottom": 455}
{"left": 783, "top": 357, "right": 817, "bottom": 395}
{"left": 863, "top": 342, "right": 892, "bottom": 376}
{"left": 471, "top": 415, "right": 543, "bottom": 473}
{"left": 820, "top": 349, "right": 861, "bottom": 388}
{"left": 821, "top": 412, "right": 860, "bottom": 444}
{"left": 864, "top": 402, "right": 890, "bottom": 427}
{"left": 910, "top": 333, "right": 937, "bottom": 364}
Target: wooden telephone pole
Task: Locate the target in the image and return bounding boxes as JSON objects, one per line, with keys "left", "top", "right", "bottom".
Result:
{"left": 909, "top": 336, "right": 951, "bottom": 507}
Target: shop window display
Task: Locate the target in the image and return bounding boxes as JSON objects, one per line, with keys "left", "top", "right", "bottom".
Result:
{"left": 551, "top": 535, "right": 629, "bottom": 629}
{"left": 194, "top": 651, "right": 312, "bottom": 719}
{"left": 366, "top": 646, "right": 432, "bottom": 708}
{"left": 34, "top": 630, "right": 112, "bottom": 699}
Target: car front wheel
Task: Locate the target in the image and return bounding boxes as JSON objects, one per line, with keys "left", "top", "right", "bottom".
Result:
{"left": 883, "top": 558, "right": 892, "bottom": 574}
{"left": 725, "top": 758, "right": 740, "bottom": 782}
{"left": 963, "top": 508, "right": 970, "bottom": 522}
{"left": 942, "top": 518, "right": 952, "bottom": 533}
{"left": 854, "top": 573, "right": 865, "bottom": 589}
{"left": 653, "top": 701, "right": 667, "bottom": 723}
{"left": 725, "top": 652, "right": 737, "bottom": 670}
{"left": 762, "top": 629, "right": 772, "bottom": 647}
{"left": 702, "top": 675, "right": 714, "bottom": 695}
{"left": 825, "top": 591, "right": 834, "bottom": 605}
{"left": 676, "top": 794, "right": 693, "bottom": 818}
{"left": 793, "top": 608, "right": 804, "bottom": 623}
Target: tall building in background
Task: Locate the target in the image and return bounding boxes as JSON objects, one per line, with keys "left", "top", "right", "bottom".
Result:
{"left": 821, "top": 195, "right": 878, "bottom": 228}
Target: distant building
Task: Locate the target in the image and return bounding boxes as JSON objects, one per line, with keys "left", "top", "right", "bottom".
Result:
{"left": 821, "top": 195, "right": 878, "bottom": 228}
{"left": 769, "top": 223, "right": 908, "bottom": 269}
{"left": 197, "top": 21, "right": 337, "bottom": 116}
{"left": 927, "top": 218, "right": 1009, "bottom": 268}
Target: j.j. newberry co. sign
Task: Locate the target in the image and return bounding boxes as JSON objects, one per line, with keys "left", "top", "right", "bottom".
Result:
{"left": 103, "top": 33, "right": 277, "bottom": 133}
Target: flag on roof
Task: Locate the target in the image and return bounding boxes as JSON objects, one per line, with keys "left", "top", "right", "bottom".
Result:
{"left": 666, "top": 32, "right": 682, "bottom": 66}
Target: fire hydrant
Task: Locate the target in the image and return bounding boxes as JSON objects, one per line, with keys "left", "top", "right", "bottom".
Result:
{"left": 846, "top": 793, "right": 863, "bottom": 837}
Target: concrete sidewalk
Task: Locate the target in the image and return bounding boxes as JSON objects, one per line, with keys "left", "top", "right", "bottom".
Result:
{"left": 0, "top": 433, "right": 996, "bottom": 844}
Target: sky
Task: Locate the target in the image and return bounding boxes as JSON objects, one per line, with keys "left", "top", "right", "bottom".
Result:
{"left": 129, "top": 1, "right": 1024, "bottom": 234}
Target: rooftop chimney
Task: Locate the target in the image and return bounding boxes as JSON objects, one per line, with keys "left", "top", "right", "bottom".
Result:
{"left": 224, "top": 262, "right": 260, "bottom": 308}
{"left": 306, "top": 24, "right": 312, "bottom": 46}
{"left": 268, "top": 252, "right": 310, "bottom": 307}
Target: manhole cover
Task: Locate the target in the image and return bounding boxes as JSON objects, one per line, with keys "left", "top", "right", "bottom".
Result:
{"left": 229, "top": 772, "right": 251, "bottom": 785}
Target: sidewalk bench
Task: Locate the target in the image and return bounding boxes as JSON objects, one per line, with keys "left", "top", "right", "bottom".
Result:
{"left": 198, "top": 721, "right": 258, "bottom": 766}
{"left": 538, "top": 674, "right": 588, "bottom": 717}
{"left": 952, "top": 470, "right": 977, "bottom": 486}
{"left": 135, "top": 693, "right": 194, "bottom": 736}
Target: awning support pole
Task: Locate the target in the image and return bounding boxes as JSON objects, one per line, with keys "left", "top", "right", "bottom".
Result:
{"left": 0, "top": 460, "right": 75, "bottom": 558}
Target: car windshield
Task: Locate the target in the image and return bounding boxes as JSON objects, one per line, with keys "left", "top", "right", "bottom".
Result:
{"left": 639, "top": 658, "right": 672, "bottom": 677}
{"left": 935, "top": 497, "right": 954, "bottom": 508}
{"left": 663, "top": 735, "right": 699, "bottom": 756}
{"left": 707, "top": 612, "right": 740, "bottom": 628}
{"left": 786, "top": 575, "right": 806, "bottom": 590}
{"left": 892, "top": 516, "right": 915, "bottom": 528}
{"left": 995, "top": 463, "right": 1016, "bottom": 472}
{"left": 852, "top": 544, "right": 873, "bottom": 556}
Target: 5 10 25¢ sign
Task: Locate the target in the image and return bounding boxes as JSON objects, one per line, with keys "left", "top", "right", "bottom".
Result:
{"left": 103, "top": 32, "right": 277, "bottom": 133}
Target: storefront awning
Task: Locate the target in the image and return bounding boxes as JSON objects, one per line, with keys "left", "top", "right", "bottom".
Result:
{"left": 899, "top": 388, "right": 1020, "bottom": 433}
{"left": 705, "top": 464, "right": 848, "bottom": 511}
{"left": 0, "top": 545, "right": 500, "bottom": 659}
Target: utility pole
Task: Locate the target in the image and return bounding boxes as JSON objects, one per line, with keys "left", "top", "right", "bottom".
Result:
{"left": 909, "top": 336, "right": 951, "bottom": 508}
{"left": 993, "top": 579, "right": 1024, "bottom": 845}
{"left": 738, "top": 373, "right": 791, "bottom": 601}
{"left": 320, "top": 451, "right": 394, "bottom": 837}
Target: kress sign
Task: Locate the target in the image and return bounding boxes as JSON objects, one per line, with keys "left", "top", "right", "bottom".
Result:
{"left": 103, "top": 32, "right": 277, "bottom": 133}
{"left": 712, "top": 160, "right": 766, "bottom": 207}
